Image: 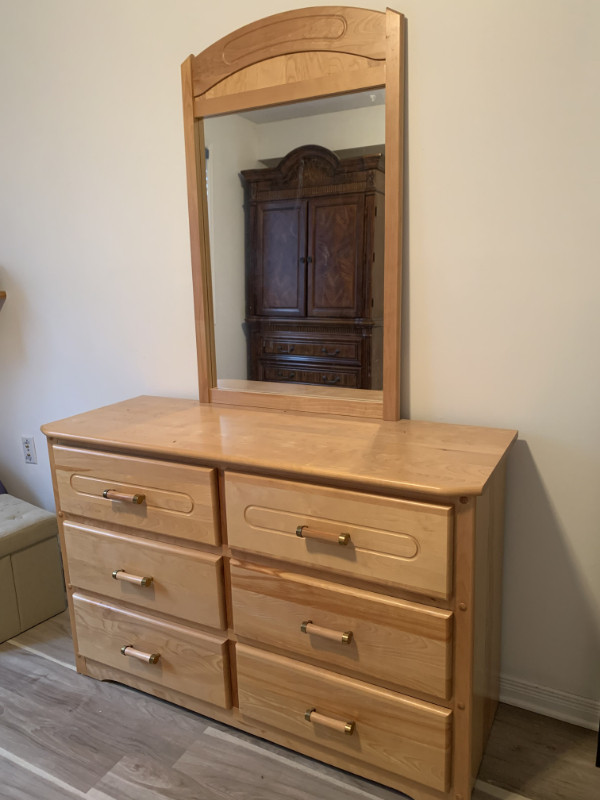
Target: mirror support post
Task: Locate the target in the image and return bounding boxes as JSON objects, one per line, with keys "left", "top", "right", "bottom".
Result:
{"left": 382, "top": 9, "right": 405, "bottom": 421}
{"left": 182, "top": 56, "right": 216, "bottom": 402}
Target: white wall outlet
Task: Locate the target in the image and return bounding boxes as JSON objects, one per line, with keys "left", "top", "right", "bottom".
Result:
{"left": 22, "top": 436, "right": 37, "bottom": 464}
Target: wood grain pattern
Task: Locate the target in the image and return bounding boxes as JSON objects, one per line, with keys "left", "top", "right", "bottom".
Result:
{"left": 73, "top": 594, "right": 231, "bottom": 709}
{"left": 181, "top": 57, "right": 216, "bottom": 402}
{"left": 63, "top": 521, "right": 225, "bottom": 629}
{"left": 255, "top": 200, "right": 306, "bottom": 316}
{"left": 382, "top": 9, "right": 405, "bottom": 420}
{"left": 225, "top": 472, "right": 454, "bottom": 598}
{"left": 42, "top": 396, "right": 517, "bottom": 497}
{"left": 4, "top": 615, "right": 599, "bottom": 800}
{"left": 230, "top": 559, "right": 453, "bottom": 698}
{"left": 471, "top": 462, "right": 507, "bottom": 775}
{"left": 195, "top": 64, "right": 385, "bottom": 118}
{"left": 52, "top": 445, "right": 220, "bottom": 545}
{"left": 191, "top": 7, "right": 387, "bottom": 97}
{"left": 307, "top": 194, "right": 364, "bottom": 318}
{"left": 203, "top": 51, "right": 383, "bottom": 99}
{"left": 236, "top": 643, "right": 452, "bottom": 792}
{"left": 210, "top": 380, "right": 384, "bottom": 418}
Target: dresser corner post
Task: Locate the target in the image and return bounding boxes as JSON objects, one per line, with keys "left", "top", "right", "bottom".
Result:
{"left": 451, "top": 493, "right": 477, "bottom": 800}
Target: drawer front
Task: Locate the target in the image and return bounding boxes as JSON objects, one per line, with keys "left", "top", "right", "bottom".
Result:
{"left": 53, "top": 446, "right": 220, "bottom": 545}
{"left": 230, "top": 560, "right": 452, "bottom": 699}
{"left": 262, "top": 338, "right": 360, "bottom": 362}
{"left": 236, "top": 644, "right": 452, "bottom": 792}
{"left": 260, "top": 362, "right": 360, "bottom": 388}
{"left": 64, "top": 522, "right": 225, "bottom": 629}
{"left": 73, "top": 594, "right": 230, "bottom": 708}
{"left": 225, "top": 473, "right": 453, "bottom": 599}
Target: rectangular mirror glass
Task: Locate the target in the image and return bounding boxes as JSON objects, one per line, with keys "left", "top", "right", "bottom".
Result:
{"left": 204, "top": 89, "right": 385, "bottom": 393}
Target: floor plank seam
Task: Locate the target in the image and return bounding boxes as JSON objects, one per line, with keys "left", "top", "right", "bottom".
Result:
{"left": 202, "top": 725, "right": 409, "bottom": 799}
{"left": 474, "top": 779, "right": 533, "bottom": 800}
{"left": 3, "top": 638, "right": 77, "bottom": 671}
{"left": 0, "top": 745, "right": 87, "bottom": 799}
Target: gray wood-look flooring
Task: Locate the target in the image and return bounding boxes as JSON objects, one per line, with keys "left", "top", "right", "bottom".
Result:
{"left": 0, "top": 612, "right": 598, "bottom": 800}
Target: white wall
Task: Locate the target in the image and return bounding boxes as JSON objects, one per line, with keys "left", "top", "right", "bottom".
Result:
{"left": 255, "top": 102, "right": 385, "bottom": 158}
{"left": 0, "top": 0, "right": 598, "bottom": 720}
{"left": 205, "top": 114, "right": 259, "bottom": 378}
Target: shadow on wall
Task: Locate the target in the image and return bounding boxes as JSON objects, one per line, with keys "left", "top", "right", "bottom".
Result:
{"left": 502, "top": 439, "right": 600, "bottom": 712}
{"left": 0, "top": 262, "right": 26, "bottom": 371}
{"left": 0, "top": 262, "right": 41, "bottom": 506}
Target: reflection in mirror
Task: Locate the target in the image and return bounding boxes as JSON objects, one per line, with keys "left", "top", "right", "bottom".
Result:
{"left": 205, "top": 89, "right": 385, "bottom": 391}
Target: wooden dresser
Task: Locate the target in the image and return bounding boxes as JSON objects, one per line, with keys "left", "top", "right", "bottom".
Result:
{"left": 242, "top": 145, "right": 384, "bottom": 389}
{"left": 43, "top": 395, "right": 516, "bottom": 800}
{"left": 42, "top": 8, "right": 517, "bottom": 799}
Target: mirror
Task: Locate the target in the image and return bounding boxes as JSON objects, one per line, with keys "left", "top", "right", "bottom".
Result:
{"left": 204, "top": 90, "right": 385, "bottom": 390}
{"left": 181, "top": 6, "right": 404, "bottom": 419}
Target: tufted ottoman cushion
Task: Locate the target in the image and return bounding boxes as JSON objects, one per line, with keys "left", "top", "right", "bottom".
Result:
{"left": 0, "top": 495, "right": 66, "bottom": 642}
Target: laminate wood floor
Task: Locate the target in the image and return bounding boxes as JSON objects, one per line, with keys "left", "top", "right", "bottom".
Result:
{"left": 0, "top": 612, "right": 597, "bottom": 800}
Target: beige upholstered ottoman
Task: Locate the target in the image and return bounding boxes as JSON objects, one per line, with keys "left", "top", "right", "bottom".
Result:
{"left": 0, "top": 494, "right": 66, "bottom": 643}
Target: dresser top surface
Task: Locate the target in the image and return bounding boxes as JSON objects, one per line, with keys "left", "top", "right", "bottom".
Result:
{"left": 42, "top": 396, "right": 517, "bottom": 497}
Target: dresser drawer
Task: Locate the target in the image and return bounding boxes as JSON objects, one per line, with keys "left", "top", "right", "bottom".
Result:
{"left": 53, "top": 446, "right": 220, "bottom": 545}
{"left": 230, "top": 560, "right": 452, "bottom": 699}
{"left": 262, "top": 337, "right": 360, "bottom": 362}
{"left": 260, "top": 362, "right": 360, "bottom": 388}
{"left": 64, "top": 522, "right": 225, "bottom": 629}
{"left": 225, "top": 473, "right": 453, "bottom": 599}
{"left": 73, "top": 594, "right": 231, "bottom": 708}
{"left": 236, "top": 644, "right": 452, "bottom": 792}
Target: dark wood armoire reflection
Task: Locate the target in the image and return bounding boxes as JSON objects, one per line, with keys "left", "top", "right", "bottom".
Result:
{"left": 242, "top": 145, "right": 384, "bottom": 389}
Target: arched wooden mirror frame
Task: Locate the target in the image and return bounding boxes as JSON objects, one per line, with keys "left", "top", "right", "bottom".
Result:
{"left": 181, "top": 6, "right": 405, "bottom": 420}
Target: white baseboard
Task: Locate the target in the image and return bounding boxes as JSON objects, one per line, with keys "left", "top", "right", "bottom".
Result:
{"left": 500, "top": 674, "right": 600, "bottom": 730}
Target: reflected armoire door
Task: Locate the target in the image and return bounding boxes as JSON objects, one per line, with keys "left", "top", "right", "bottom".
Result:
{"left": 307, "top": 193, "right": 365, "bottom": 319}
{"left": 254, "top": 200, "right": 307, "bottom": 318}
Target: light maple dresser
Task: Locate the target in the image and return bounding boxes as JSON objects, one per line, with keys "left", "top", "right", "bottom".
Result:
{"left": 43, "top": 7, "right": 517, "bottom": 800}
{"left": 42, "top": 395, "right": 516, "bottom": 800}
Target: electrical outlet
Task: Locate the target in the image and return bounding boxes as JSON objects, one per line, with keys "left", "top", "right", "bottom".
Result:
{"left": 22, "top": 436, "right": 37, "bottom": 464}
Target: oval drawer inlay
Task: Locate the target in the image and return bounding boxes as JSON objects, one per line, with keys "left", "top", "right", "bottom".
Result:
{"left": 53, "top": 445, "right": 220, "bottom": 545}
{"left": 225, "top": 472, "right": 453, "bottom": 598}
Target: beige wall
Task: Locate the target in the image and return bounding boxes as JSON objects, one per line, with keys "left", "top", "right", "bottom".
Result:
{"left": 0, "top": 1, "right": 598, "bottom": 721}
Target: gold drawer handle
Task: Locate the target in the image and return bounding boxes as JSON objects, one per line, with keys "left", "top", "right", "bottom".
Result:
{"left": 112, "top": 569, "right": 153, "bottom": 588}
{"left": 120, "top": 645, "right": 160, "bottom": 664}
{"left": 103, "top": 489, "right": 146, "bottom": 505}
{"left": 305, "top": 708, "right": 355, "bottom": 736}
{"left": 296, "top": 525, "right": 351, "bottom": 546}
{"left": 301, "top": 620, "right": 353, "bottom": 645}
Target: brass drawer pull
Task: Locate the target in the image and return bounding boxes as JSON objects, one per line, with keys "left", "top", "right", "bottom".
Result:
{"left": 103, "top": 489, "right": 146, "bottom": 505}
{"left": 112, "top": 569, "right": 153, "bottom": 588}
{"left": 120, "top": 645, "right": 160, "bottom": 664}
{"left": 296, "top": 525, "right": 351, "bottom": 546}
{"left": 321, "top": 375, "right": 341, "bottom": 385}
{"left": 321, "top": 347, "right": 341, "bottom": 356}
{"left": 301, "top": 620, "right": 353, "bottom": 645}
{"left": 305, "top": 708, "right": 355, "bottom": 735}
